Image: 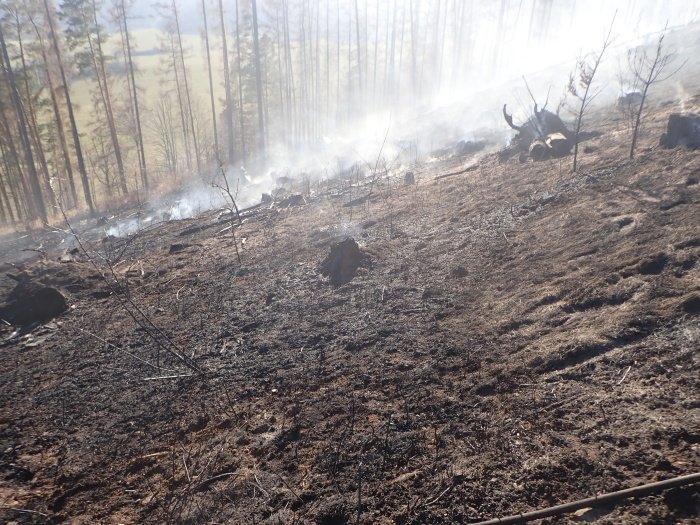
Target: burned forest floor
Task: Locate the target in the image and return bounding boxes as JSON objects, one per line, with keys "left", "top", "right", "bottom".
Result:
{"left": 2, "top": 96, "right": 700, "bottom": 524}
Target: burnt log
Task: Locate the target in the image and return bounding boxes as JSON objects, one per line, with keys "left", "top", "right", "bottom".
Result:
{"left": 546, "top": 132, "right": 572, "bottom": 157}
{"left": 529, "top": 140, "right": 549, "bottom": 160}
{"left": 503, "top": 103, "right": 572, "bottom": 154}
{"left": 660, "top": 113, "right": 700, "bottom": 149}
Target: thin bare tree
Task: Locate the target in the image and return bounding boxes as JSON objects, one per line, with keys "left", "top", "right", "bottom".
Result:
{"left": 568, "top": 15, "right": 615, "bottom": 172}
{"left": 628, "top": 30, "right": 685, "bottom": 159}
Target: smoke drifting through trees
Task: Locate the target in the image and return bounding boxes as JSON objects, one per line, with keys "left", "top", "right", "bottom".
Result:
{"left": 0, "top": 0, "right": 696, "bottom": 229}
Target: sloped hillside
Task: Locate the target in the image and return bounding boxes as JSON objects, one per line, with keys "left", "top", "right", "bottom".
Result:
{"left": 1, "top": 96, "right": 699, "bottom": 524}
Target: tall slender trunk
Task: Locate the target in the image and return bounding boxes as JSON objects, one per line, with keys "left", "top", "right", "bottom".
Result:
{"left": 410, "top": 0, "right": 420, "bottom": 100}
{"left": 119, "top": 2, "right": 148, "bottom": 190}
{"left": 89, "top": 1, "right": 127, "bottom": 195}
{"left": 354, "top": 0, "right": 362, "bottom": 94}
{"left": 372, "top": 0, "right": 379, "bottom": 107}
{"left": 44, "top": 0, "right": 95, "bottom": 215}
{"left": 217, "top": 0, "right": 235, "bottom": 163}
{"left": 234, "top": 0, "right": 247, "bottom": 160}
{"left": 170, "top": 33, "right": 192, "bottom": 174}
{"left": 15, "top": 14, "right": 56, "bottom": 210}
{"left": 202, "top": 0, "right": 219, "bottom": 160}
{"left": 29, "top": 15, "right": 77, "bottom": 207}
{"left": 0, "top": 23, "right": 46, "bottom": 223}
{"left": 251, "top": 0, "right": 266, "bottom": 155}
{"left": 275, "top": 12, "right": 287, "bottom": 144}
{"left": 397, "top": 0, "right": 406, "bottom": 103}
{"left": 0, "top": 159, "right": 15, "bottom": 223}
{"left": 0, "top": 105, "right": 30, "bottom": 220}
{"left": 173, "top": 0, "right": 201, "bottom": 175}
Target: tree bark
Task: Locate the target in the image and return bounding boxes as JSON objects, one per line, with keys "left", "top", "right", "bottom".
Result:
{"left": 118, "top": 1, "right": 148, "bottom": 190}
{"left": 251, "top": 0, "right": 266, "bottom": 155}
{"left": 217, "top": 0, "right": 235, "bottom": 164}
{"left": 44, "top": 0, "right": 95, "bottom": 215}
{"left": 202, "top": 0, "right": 219, "bottom": 160}
{"left": 0, "top": 22, "right": 47, "bottom": 222}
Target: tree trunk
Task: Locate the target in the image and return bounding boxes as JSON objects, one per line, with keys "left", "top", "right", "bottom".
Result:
{"left": 119, "top": 1, "right": 148, "bottom": 190}
{"left": 15, "top": 14, "right": 56, "bottom": 210}
{"left": 0, "top": 22, "right": 47, "bottom": 223}
{"left": 44, "top": 0, "right": 95, "bottom": 215}
{"left": 202, "top": 0, "right": 219, "bottom": 161}
{"left": 29, "top": 16, "right": 78, "bottom": 208}
{"left": 169, "top": 32, "right": 192, "bottom": 174}
{"left": 172, "top": 0, "right": 201, "bottom": 175}
{"left": 251, "top": 0, "right": 266, "bottom": 156}
{"left": 217, "top": 0, "right": 235, "bottom": 164}
{"left": 354, "top": 0, "right": 362, "bottom": 94}
{"left": 234, "top": 0, "right": 247, "bottom": 160}
{"left": 90, "top": 0, "right": 128, "bottom": 195}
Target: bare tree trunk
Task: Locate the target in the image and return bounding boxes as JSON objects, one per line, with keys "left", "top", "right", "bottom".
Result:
{"left": 14, "top": 13, "right": 56, "bottom": 210}
{"left": 354, "top": 0, "right": 362, "bottom": 94}
{"left": 43, "top": 0, "right": 95, "bottom": 215}
{"left": 0, "top": 109, "right": 30, "bottom": 220}
{"left": 409, "top": 0, "right": 419, "bottom": 100}
{"left": 169, "top": 32, "right": 192, "bottom": 174}
{"left": 217, "top": 0, "right": 235, "bottom": 163}
{"left": 122, "top": 4, "right": 148, "bottom": 190}
{"left": 251, "top": 0, "right": 266, "bottom": 156}
{"left": 234, "top": 0, "right": 247, "bottom": 160}
{"left": 372, "top": 0, "right": 379, "bottom": 107}
{"left": 202, "top": 0, "right": 219, "bottom": 160}
{"left": 0, "top": 22, "right": 47, "bottom": 223}
{"left": 28, "top": 14, "right": 78, "bottom": 208}
{"left": 86, "top": 1, "right": 127, "bottom": 196}
{"left": 0, "top": 160, "right": 15, "bottom": 223}
{"left": 172, "top": 0, "right": 202, "bottom": 175}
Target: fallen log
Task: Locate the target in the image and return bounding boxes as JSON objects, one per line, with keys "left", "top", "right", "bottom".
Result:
{"left": 473, "top": 471, "right": 700, "bottom": 525}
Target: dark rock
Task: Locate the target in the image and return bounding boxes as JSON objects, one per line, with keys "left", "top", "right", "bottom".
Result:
{"left": 320, "top": 238, "right": 371, "bottom": 286}
{"left": 617, "top": 91, "right": 643, "bottom": 112}
{"left": 452, "top": 265, "right": 468, "bottom": 278}
{"left": 404, "top": 171, "right": 415, "bottom": 185}
{"left": 638, "top": 253, "right": 668, "bottom": 275}
{"left": 680, "top": 294, "right": 700, "bottom": 315}
{"left": 0, "top": 279, "right": 68, "bottom": 325}
{"left": 168, "top": 243, "right": 190, "bottom": 255}
{"left": 660, "top": 113, "right": 700, "bottom": 149}
{"left": 315, "top": 496, "right": 350, "bottom": 525}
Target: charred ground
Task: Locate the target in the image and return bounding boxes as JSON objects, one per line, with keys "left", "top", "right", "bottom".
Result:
{"left": 1, "top": 94, "right": 700, "bottom": 524}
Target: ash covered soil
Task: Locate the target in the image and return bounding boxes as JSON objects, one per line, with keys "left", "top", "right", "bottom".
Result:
{"left": 1, "top": 100, "right": 700, "bottom": 524}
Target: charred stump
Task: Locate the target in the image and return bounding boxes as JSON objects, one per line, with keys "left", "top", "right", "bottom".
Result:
{"left": 0, "top": 275, "right": 68, "bottom": 325}
{"left": 320, "top": 238, "right": 371, "bottom": 286}
{"left": 660, "top": 113, "right": 700, "bottom": 149}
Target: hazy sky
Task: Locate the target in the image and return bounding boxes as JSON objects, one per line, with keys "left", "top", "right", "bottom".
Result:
{"left": 124, "top": 0, "right": 700, "bottom": 38}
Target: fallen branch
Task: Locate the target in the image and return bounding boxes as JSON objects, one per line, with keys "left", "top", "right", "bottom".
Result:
{"left": 473, "top": 472, "right": 700, "bottom": 525}
{"left": 0, "top": 506, "right": 50, "bottom": 517}
{"left": 143, "top": 374, "right": 195, "bottom": 381}
{"left": 435, "top": 164, "right": 479, "bottom": 180}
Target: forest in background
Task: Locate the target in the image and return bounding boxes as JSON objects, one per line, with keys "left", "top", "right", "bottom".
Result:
{"left": 0, "top": 0, "right": 696, "bottom": 229}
